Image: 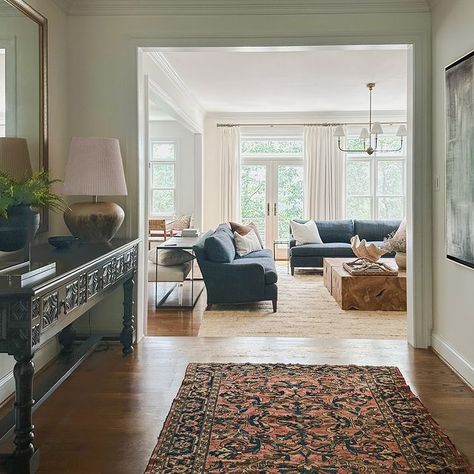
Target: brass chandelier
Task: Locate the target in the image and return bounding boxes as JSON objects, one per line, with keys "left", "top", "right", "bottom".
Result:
{"left": 333, "top": 83, "right": 407, "bottom": 156}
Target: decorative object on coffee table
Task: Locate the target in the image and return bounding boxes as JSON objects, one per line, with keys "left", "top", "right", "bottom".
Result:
{"left": 63, "top": 137, "right": 128, "bottom": 242}
{"left": 146, "top": 363, "right": 470, "bottom": 473}
{"left": 383, "top": 219, "right": 407, "bottom": 270}
{"left": 345, "top": 235, "right": 394, "bottom": 275}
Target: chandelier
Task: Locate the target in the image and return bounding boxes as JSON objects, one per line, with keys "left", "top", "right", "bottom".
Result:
{"left": 333, "top": 83, "right": 407, "bottom": 156}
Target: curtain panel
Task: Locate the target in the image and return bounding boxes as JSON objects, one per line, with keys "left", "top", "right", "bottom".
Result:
{"left": 219, "top": 126, "right": 241, "bottom": 223}
{"left": 304, "top": 125, "right": 345, "bottom": 220}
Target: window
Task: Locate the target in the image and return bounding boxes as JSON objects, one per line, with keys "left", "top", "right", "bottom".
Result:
{"left": 345, "top": 128, "right": 406, "bottom": 220}
{"left": 150, "top": 141, "right": 176, "bottom": 216}
{"left": 240, "top": 135, "right": 304, "bottom": 246}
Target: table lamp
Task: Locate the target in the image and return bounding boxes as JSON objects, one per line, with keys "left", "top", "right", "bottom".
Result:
{"left": 63, "top": 137, "right": 128, "bottom": 242}
{"left": 0, "top": 137, "right": 33, "bottom": 181}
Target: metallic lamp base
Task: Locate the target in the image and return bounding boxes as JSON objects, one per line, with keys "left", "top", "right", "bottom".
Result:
{"left": 64, "top": 202, "right": 125, "bottom": 243}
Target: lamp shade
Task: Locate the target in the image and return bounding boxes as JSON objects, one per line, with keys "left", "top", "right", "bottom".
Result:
{"left": 333, "top": 126, "right": 345, "bottom": 137}
{"left": 359, "top": 127, "right": 370, "bottom": 140}
{"left": 396, "top": 124, "right": 408, "bottom": 137}
{"left": 0, "top": 137, "right": 32, "bottom": 181}
{"left": 371, "top": 122, "right": 384, "bottom": 135}
{"left": 63, "top": 137, "right": 128, "bottom": 196}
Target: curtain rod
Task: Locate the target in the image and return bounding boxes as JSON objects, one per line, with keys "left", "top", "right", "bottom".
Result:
{"left": 216, "top": 121, "right": 406, "bottom": 127}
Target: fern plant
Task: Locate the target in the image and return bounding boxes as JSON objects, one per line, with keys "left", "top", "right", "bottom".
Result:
{"left": 0, "top": 170, "right": 66, "bottom": 219}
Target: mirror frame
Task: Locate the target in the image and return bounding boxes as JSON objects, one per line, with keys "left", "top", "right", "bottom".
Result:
{"left": 3, "top": 0, "right": 48, "bottom": 232}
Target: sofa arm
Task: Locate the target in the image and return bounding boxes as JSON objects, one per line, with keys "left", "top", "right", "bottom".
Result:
{"left": 289, "top": 236, "right": 297, "bottom": 248}
{"left": 201, "top": 260, "right": 267, "bottom": 303}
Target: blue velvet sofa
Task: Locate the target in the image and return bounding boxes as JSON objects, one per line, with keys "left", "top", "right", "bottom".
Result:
{"left": 289, "top": 219, "right": 400, "bottom": 275}
{"left": 193, "top": 224, "right": 278, "bottom": 311}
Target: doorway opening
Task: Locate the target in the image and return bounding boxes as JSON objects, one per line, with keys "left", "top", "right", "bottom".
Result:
{"left": 138, "top": 45, "right": 412, "bottom": 343}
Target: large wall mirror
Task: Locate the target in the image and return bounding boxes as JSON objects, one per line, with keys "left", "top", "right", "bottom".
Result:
{"left": 0, "top": 0, "right": 48, "bottom": 231}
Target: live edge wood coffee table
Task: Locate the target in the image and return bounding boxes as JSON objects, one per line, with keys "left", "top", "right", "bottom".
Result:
{"left": 323, "top": 257, "right": 407, "bottom": 311}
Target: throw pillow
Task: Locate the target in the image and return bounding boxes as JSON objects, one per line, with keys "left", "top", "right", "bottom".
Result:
{"left": 290, "top": 220, "right": 323, "bottom": 245}
{"left": 234, "top": 229, "right": 262, "bottom": 257}
{"left": 229, "top": 221, "right": 264, "bottom": 248}
{"left": 204, "top": 231, "right": 236, "bottom": 263}
{"left": 148, "top": 248, "right": 194, "bottom": 266}
{"left": 168, "top": 215, "right": 192, "bottom": 232}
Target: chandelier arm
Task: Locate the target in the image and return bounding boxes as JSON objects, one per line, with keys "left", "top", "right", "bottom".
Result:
{"left": 372, "top": 137, "right": 404, "bottom": 154}
{"left": 336, "top": 138, "right": 367, "bottom": 153}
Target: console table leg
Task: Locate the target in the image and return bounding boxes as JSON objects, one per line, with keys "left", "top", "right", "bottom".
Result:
{"left": 120, "top": 275, "right": 135, "bottom": 355}
{"left": 11, "top": 353, "right": 38, "bottom": 473}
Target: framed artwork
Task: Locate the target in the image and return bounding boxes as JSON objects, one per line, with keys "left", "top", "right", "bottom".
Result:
{"left": 446, "top": 49, "right": 474, "bottom": 268}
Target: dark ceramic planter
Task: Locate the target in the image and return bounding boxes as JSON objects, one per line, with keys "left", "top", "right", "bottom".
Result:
{"left": 0, "top": 205, "right": 40, "bottom": 252}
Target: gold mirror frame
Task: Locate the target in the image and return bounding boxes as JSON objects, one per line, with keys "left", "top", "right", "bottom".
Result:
{"left": 3, "top": 0, "right": 49, "bottom": 232}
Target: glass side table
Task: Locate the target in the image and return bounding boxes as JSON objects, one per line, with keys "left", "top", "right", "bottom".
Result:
{"left": 273, "top": 239, "right": 290, "bottom": 273}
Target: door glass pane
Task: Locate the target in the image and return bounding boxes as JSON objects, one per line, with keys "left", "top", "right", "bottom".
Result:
{"left": 277, "top": 165, "right": 304, "bottom": 240}
{"left": 377, "top": 161, "right": 404, "bottom": 196}
{"left": 377, "top": 197, "right": 404, "bottom": 219}
{"left": 346, "top": 197, "right": 372, "bottom": 219}
{"left": 240, "top": 165, "right": 267, "bottom": 242}
{"left": 152, "top": 189, "right": 175, "bottom": 215}
{"left": 152, "top": 163, "right": 175, "bottom": 188}
{"left": 346, "top": 161, "right": 371, "bottom": 196}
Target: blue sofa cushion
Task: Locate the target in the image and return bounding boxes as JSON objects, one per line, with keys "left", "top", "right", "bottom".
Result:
{"left": 204, "top": 230, "right": 236, "bottom": 263}
{"left": 291, "top": 242, "right": 353, "bottom": 257}
{"left": 237, "top": 249, "right": 273, "bottom": 259}
{"left": 354, "top": 220, "right": 400, "bottom": 242}
{"left": 215, "top": 223, "right": 234, "bottom": 238}
{"left": 232, "top": 257, "right": 278, "bottom": 285}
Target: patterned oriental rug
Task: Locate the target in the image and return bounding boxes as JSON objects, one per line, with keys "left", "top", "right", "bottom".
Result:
{"left": 145, "top": 363, "right": 471, "bottom": 473}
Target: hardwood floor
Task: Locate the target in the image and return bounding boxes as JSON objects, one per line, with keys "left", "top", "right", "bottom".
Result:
{"left": 0, "top": 337, "right": 472, "bottom": 473}
{"left": 147, "top": 282, "right": 206, "bottom": 336}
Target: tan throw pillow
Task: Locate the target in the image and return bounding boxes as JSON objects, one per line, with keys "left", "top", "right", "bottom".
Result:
{"left": 168, "top": 215, "right": 192, "bottom": 231}
{"left": 234, "top": 230, "right": 262, "bottom": 257}
{"left": 148, "top": 248, "right": 194, "bottom": 266}
{"left": 229, "top": 221, "right": 264, "bottom": 247}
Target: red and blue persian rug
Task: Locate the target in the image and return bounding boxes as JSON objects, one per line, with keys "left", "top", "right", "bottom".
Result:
{"left": 145, "top": 363, "right": 471, "bottom": 473}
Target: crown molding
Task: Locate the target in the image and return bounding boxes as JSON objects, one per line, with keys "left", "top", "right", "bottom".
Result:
{"left": 207, "top": 110, "right": 407, "bottom": 123}
{"left": 55, "top": 0, "right": 430, "bottom": 17}
{"left": 148, "top": 52, "right": 206, "bottom": 118}
{"left": 51, "top": 0, "right": 74, "bottom": 14}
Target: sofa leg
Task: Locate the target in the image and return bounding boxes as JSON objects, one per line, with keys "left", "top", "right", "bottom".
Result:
{"left": 290, "top": 266, "right": 295, "bottom": 276}
{"left": 206, "top": 304, "right": 212, "bottom": 311}
{"left": 272, "top": 299, "right": 277, "bottom": 312}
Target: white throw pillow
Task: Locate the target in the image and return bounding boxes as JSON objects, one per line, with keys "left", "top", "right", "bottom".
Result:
{"left": 148, "top": 248, "right": 194, "bottom": 266}
{"left": 290, "top": 220, "right": 323, "bottom": 245}
{"left": 234, "top": 230, "right": 262, "bottom": 257}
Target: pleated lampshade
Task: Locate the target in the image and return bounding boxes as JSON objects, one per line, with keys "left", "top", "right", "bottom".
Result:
{"left": 63, "top": 137, "right": 128, "bottom": 196}
{"left": 0, "top": 137, "right": 32, "bottom": 181}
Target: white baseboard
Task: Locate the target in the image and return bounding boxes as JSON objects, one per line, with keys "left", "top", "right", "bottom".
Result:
{"left": 432, "top": 333, "right": 474, "bottom": 388}
{"left": 0, "top": 338, "right": 60, "bottom": 405}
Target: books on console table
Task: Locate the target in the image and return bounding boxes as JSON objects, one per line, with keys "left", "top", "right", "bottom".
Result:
{"left": 0, "top": 261, "right": 56, "bottom": 289}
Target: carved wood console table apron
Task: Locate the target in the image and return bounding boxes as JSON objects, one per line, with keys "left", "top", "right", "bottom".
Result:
{"left": 0, "top": 238, "right": 139, "bottom": 473}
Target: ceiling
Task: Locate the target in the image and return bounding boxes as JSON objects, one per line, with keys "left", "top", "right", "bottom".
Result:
{"left": 159, "top": 47, "right": 408, "bottom": 113}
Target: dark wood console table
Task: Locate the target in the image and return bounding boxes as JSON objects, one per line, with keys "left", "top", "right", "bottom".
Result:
{"left": 0, "top": 238, "right": 139, "bottom": 473}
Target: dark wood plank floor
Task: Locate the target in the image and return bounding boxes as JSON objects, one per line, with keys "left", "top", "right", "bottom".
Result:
{"left": 0, "top": 337, "right": 472, "bottom": 473}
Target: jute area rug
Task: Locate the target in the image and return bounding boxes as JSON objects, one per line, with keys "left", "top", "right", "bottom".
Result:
{"left": 198, "top": 270, "right": 407, "bottom": 339}
{"left": 145, "top": 363, "right": 471, "bottom": 473}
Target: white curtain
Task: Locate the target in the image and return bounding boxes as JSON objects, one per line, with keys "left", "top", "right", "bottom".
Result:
{"left": 304, "top": 125, "right": 344, "bottom": 220}
{"left": 219, "top": 126, "right": 241, "bottom": 223}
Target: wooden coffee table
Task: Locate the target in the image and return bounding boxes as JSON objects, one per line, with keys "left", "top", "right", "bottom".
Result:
{"left": 323, "top": 258, "right": 406, "bottom": 311}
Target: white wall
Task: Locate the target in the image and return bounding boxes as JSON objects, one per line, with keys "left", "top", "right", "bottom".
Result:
{"left": 431, "top": 0, "right": 474, "bottom": 385}
{"left": 149, "top": 120, "right": 198, "bottom": 222}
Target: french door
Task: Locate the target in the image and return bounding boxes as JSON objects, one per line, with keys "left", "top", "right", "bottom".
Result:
{"left": 240, "top": 160, "right": 304, "bottom": 258}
